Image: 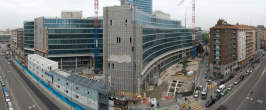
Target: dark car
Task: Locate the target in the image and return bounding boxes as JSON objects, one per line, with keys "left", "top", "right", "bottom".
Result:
{"left": 205, "top": 99, "right": 215, "bottom": 107}
{"left": 214, "top": 94, "right": 222, "bottom": 101}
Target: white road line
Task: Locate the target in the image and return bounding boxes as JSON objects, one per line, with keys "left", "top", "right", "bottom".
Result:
{"left": 236, "top": 66, "right": 266, "bottom": 110}
{"left": 6, "top": 59, "right": 43, "bottom": 110}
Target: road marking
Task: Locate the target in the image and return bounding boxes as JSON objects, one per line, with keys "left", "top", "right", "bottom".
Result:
{"left": 5, "top": 59, "right": 43, "bottom": 110}
{"left": 257, "top": 99, "right": 263, "bottom": 104}
{"left": 217, "top": 63, "right": 266, "bottom": 109}
{"left": 236, "top": 66, "right": 266, "bottom": 110}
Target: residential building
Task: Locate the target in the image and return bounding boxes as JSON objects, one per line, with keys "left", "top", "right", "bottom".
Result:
{"left": 34, "top": 12, "right": 103, "bottom": 71}
{"left": 11, "top": 28, "right": 24, "bottom": 56}
{"left": 27, "top": 54, "right": 110, "bottom": 110}
{"left": 103, "top": 5, "right": 194, "bottom": 98}
{"left": 24, "top": 21, "right": 35, "bottom": 56}
{"left": 209, "top": 19, "right": 256, "bottom": 76}
{"left": 258, "top": 25, "right": 266, "bottom": 50}
{"left": 235, "top": 25, "right": 256, "bottom": 68}
{"left": 122, "top": 0, "right": 152, "bottom": 14}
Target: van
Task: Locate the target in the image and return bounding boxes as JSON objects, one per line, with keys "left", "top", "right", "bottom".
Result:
{"left": 216, "top": 84, "right": 225, "bottom": 93}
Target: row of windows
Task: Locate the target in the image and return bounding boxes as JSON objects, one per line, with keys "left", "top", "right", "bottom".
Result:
{"left": 48, "top": 39, "right": 102, "bottom": 44}
{"left": 48, "top": 49, "right": 103, "bottom": 55}
{"left": 143, "top": 43, "right": 191, "bottom": 68}
{"left": 48, "top": 34, "right": 103, "bottom": 39}
{"left": 48, "top": 44, "right": 103, "bottom": 49}
{"left": 48, "top": 29, "right": 103, "bottom": 34}
{"left": 44, "top": 18, "right": 103, "bottom": 24}
{"left": 45, "top": 23, "right": 103, "bottom": 28}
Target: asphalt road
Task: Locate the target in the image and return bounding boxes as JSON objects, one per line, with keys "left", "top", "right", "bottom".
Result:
{"left": 0, "top": 43, "right": 60, "bottom": 110}
{"left": 214, "top": 56, "right": 266, "bottom": 110}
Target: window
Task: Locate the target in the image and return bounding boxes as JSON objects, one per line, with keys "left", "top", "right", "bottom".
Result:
{"left": 125, "top": 19, "right": 128, "bottom": 23}
{"left": 76, "top": 87, "right": 79, "bottom": 90}
{"left": 88, "top": 91, "right": 90, "bottom": 95}
{"left": 57, "top": 78, "right": 60, "bottom": 81}
{"left": 65, "top": 90, "right": 68, "bottom": 93}
{"left": 117, "top": 37, "right": 119, "bottom": 43}
{"left": 130, "top": 37, "right": 132, "bottom": 43}
{"left": 108, "top": 63, "right": 110, "bottom": 68}
{"left": 112, "top": 64, "right": 114, "bottom": 69}
{"left": 132, "top": 46, "right": 134, "bottom": 52}
{"left": 76, "top": 95, "right": 79, "bottom": 99}
{"left": 57, "top": 85, "right": 60, "bottom": 88}
{"left": 110, "top": 20, "right": 112, "bottom": 26}
{"left": 66, "top": 82, "right": 68, "bottom": 85}
{"left": 119, "top": 37, "right": 121, "bottom": 43}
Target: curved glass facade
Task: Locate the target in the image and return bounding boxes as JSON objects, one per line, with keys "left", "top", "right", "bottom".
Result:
{"left": 133, "top": 11, "right": 192, "bottom": 69}
{"left": 142, "top": 28, "right": 192, "bottom": 68}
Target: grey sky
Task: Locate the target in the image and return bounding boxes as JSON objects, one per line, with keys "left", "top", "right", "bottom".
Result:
{"left": 0, "top": 0, "right": 265, "bottom": 30}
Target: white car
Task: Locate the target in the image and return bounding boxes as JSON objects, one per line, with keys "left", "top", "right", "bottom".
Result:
{"left": 5, "top": 96, "right": 10, "bottom": 102}
{"left": 194, "top": 90, "right": 199, "bottom": 98}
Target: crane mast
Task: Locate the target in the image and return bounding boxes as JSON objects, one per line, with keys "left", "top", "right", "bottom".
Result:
{"left": 94, "top": 0, "right": 99, "bottom": 74}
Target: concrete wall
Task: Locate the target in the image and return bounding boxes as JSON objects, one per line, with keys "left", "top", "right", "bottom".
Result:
{"left": 104, "top": 5, "right": 140, "bottom": 96}
{"left": 34, "top": 17, "right": 47, "bottom": 57}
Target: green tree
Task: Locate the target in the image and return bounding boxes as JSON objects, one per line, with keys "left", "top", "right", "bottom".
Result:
{"left": 202, "top": 33, "right": 210, "bottom": 44}
{"left": 182, "top": 57, "right": 189, "bottom": 73}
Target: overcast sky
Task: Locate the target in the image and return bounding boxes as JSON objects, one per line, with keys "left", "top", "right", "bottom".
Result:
{"left": 0, "top": 0, "right": 265, "bottom": 30}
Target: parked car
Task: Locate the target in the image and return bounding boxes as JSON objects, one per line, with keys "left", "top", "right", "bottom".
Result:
{"left": 214, "top": 94, "right": 222, "bottom": 101}
{"left": 201, "top": 88, "right": 207, "bottom": 100}
{"left": 216, "top": 84, "right": 225, "bottom": 93}
{"left": 194, "top": 90, "right": 199, "bottom": 98}
{"left": 205, "top": 98, "right": 215, "bottom": 107}
{"left": 7, "top": 101, "right": 13, "bottom": 110}
{"left": 234, "top": 79, "right": 241, "bottom": 85}
{"left": 5, "top": 96, "right": 10, "bottom": 102}
{"left": 220, "top": 88, "right": 228, "bottom": 96}
{"left": 227, "top": 84, "right": 233, "bottom": 91}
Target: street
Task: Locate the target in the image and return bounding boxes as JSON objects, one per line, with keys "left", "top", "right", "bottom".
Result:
{"left": 0, "top": 43, "right": 61, "bottom": 110}
{"left": 214, "top": 56, "right": 266, "bottom": 110}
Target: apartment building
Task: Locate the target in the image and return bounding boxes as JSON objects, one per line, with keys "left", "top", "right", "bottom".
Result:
{"left": 210, "top": 19, "right": 256, "bottom": 76}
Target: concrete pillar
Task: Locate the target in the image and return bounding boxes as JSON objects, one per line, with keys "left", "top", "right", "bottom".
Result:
{"left": 75, "top": 56, "right": 78, "bottom": 71}
{"left": 60, "top": 58, "right": 63, "bottom": 69}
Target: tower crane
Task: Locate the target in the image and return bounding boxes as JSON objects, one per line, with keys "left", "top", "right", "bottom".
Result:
{"left": 178, "top": 0, "right": 196, "bottom": 59}
{"left": 94, "top": 0, "right": 99, "bottom": 74}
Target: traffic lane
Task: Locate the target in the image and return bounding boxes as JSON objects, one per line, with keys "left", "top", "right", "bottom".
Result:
{"left": 214, "top": 57, "right": 266, "bottom": 110}
{"left": 0, "top": 84, "right": 7, "bottom": 110}
{"left": 0, "top": 57, "right": 46, "bottom": 110}
{"left": 11, "top": 61, "right": 61, "bottom": 110}
{"left": 237, "top": 67, "right": 266, "bottom": 110}
{"left": 4, "top": 56, "right": 61, "bottom": 110}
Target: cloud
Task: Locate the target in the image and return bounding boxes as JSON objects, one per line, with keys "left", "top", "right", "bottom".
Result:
{"left": 0, "top": 0, "right": 265, "bottom": 30}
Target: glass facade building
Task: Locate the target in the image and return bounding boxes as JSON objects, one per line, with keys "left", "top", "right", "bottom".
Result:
{"left": 123, "top": 0, "right": 152, "bottom": 14}
{"left": 34, "top": 17, "right": 103, "bottom": 70}
{"left": 134, "top": 10, "right": 193, "bottom": 70}
{"left": 24, "top": 21, "right": 35, "bottom": 56}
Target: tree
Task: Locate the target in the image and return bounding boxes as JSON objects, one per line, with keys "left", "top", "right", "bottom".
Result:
{"left": 196, "top": 44, "right": 204, "bottom": 55}
{"left": 182, "top": 57, "right": 189, "bottom": 73}
{"left": 201, "top": 33, "right": 210, "bottom": 44}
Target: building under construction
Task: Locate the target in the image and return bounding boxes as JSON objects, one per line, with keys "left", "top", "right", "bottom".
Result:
{"left": 103, "top": 4, "right": 199, "bottom": 98}
{"left": 33, "top": 12, "right": 103, "bottom": 71}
